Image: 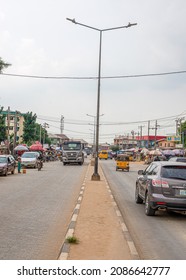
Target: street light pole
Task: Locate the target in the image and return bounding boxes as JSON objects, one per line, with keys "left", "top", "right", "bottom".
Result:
{"left": 67, "top": 18, "right": 137, "bottom": 180}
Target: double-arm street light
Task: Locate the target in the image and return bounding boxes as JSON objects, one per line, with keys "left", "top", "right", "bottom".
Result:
{"left": 67, "top": 18, "right": 137, "bottom": 180}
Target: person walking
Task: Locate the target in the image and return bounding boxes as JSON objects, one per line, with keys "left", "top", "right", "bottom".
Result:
{"left": 17, "top": 156, "right": 21, "bottom": 173}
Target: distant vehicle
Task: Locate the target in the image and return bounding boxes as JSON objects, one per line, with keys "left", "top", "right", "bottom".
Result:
{"left": 98, "top": 150, "right": 108, "bottom": 160}
{"left": 169, "top": 157, "right": 186, "bottom": 163}
{"left": 21, "top": 152, "right": 40, "bottom": 168}
{"left": 0, "top": 155, "right": 16, "bottom": 176}
{"left": 62, "top": 141, "right": 84, "bottom": 165}
{"left": 135, "top": 161, "right": 186, "bottom": 216}
{"left": 83, "top": 150, "right": 88, "bottom": 158}
{"left": 84, "top": 147, "right": 92, "bottom": 155}
{"left": 116, "top": 154, "right": 130, "bottom": 172}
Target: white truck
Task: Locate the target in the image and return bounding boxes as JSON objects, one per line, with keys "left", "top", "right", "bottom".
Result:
{"left": 62, "top": 141, "right": 84, "bottom": 165}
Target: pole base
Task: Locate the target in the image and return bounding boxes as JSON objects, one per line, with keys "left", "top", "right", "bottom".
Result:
{"left": 91, "top": 173, "right": 100, "bottom": 181}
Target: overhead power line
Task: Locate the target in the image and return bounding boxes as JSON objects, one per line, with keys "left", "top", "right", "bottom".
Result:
{"left": 1, "top": 70, "right": 186, "bottom": 80}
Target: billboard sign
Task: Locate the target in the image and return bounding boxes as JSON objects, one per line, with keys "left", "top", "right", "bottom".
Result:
{"left": 167, "top": 136, "right": 181, "bottom": 142}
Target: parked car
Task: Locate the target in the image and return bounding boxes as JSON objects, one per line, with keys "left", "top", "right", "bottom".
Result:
{"left": 135, "top": 161, "right": 186, "bottom": 216}
{"left": 21, "top": 152, "right": 40, "bottom": 168}
{"left": 0, "top": 155, "right": 16, "bottom": 176}
{"left": 169, "top": 157, "right": 186, "bottom": 163}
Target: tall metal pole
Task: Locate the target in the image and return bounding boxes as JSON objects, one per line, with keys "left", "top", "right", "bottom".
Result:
{"left": 66, "top": 18, "right": 137, "bottom": 180}
{"left": 92, "top": 31, "right": 102, "bottom": 180}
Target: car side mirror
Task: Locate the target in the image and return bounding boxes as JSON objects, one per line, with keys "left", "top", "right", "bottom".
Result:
{"left": 138, "top": 170, "right": 144, "bottom": 175}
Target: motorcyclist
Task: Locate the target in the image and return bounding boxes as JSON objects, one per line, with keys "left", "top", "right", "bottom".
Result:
{"left": 37, "top": 152, "right": 43, "bottom": 169}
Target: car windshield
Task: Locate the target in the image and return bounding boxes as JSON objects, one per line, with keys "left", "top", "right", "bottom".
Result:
{"left": 0, "top": 157, "right": 7, "bottom": 163}
{"left": 63, "top": 143, "right": 81, "bottom": 151}
{"left": 22, "top": 153, "right": 36, "bottom": 158}
{"left": 161, "top": 165, "right": 186, "bottom": 180}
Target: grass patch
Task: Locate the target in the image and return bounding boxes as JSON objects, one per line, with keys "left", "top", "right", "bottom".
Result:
{"left": 66, "top": 236, "right": 79, "bottom": 244}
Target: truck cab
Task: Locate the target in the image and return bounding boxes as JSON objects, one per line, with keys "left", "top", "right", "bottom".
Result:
{"left": 62, "top": 141, "right": 84, "bottom": 165}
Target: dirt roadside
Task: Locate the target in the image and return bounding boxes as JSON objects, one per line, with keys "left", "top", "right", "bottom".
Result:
{"left": 60, "top": 161, "right": 139, "bottom": 260}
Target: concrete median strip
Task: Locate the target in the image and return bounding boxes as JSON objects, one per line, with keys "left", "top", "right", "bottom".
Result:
{"left": 58, "top": 162, "right": 140, "bottom": 260}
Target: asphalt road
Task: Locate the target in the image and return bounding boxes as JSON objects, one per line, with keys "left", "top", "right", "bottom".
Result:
{"left": 101, "top": 159, "right": 186, "bottom": 260}
{"left": 0, "top": 159, "right": 88, "bottom": 260}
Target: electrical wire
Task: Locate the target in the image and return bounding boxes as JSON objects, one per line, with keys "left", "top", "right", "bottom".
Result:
{"left": 1, "top": 70, "right": 186, "bottom": 79}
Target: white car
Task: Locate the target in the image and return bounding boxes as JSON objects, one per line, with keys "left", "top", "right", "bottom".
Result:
{"left": 21, "top": 152, "right": 40, "bottom": 168}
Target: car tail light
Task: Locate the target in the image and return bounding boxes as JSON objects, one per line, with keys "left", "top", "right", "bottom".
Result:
{"left": 152, "top": 179, "right": 169, "bottom": 188}
{"left": 156, "top": 201, "right": 166, "bottom": 205}
{"left": 152, "top": 179, "right": 161, "bottom": 187}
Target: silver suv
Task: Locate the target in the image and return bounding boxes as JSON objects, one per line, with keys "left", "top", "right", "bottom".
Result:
{"left": 135, "top": 161, "right": 186, "bottom": 216}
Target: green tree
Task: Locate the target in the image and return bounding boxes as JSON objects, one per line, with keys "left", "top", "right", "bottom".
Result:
{"left": 35, "top": 123, "right": 51, "bottom": 145}
{"left": 181, "top": 121, "right": 186, "bottom": 148}
{"left": 0, "top": 57, "right": 11, "bottom": 73}
{"left": 22, "top": 112, "right": 37, "bottom": 145}
{"left": 0, "top": 106, "right": 6, "bottom": 142}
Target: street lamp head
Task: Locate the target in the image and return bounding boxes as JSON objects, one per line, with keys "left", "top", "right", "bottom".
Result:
{"left": 126, "top": 22, "right": 137, "bottom": 28}
{"left": 66, "top": 18, "right": 76, "bottom": 24}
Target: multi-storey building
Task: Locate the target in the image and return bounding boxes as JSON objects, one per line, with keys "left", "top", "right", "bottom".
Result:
{"left": 1, "top": 109, "right": 25, "bottom": 144}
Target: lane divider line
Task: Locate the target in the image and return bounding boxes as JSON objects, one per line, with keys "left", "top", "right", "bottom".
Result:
{"left": 100, "top": 163, "right": 140, "bottom": 260}
{"left": 58, "top": 164, "right": 90, "bottom": 260}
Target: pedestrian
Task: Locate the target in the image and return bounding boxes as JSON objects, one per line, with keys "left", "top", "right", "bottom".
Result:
{"left": 17, "top": 156, "right": 21, "bottom": 173}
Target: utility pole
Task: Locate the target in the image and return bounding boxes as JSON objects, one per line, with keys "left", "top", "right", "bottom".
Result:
{"left": 60, "top": 115, "right": 64, "bottom": 134}
{"left": 138, "top": 125, "right": 145, "bottom": 148}
{"left": 43, "top": 122, "right": 49, "bottom": 145}
{"left": 154, "top": 120, "right": 160, "bottom": 149}
{"left": 147, "top": 120, "right": 150, "bottom": 148}
{"left": 13, "top": 111, "right": 18, "bottom": 150}
{"left": 7, "top": 106, "right": 10, "bottom": 144}
{"left": 176, "top": 117, "right": 185, "bottom": 144}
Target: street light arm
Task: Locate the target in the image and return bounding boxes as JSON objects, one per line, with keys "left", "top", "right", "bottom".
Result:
{"left": 103, "top": 22, "right": 137, "bottom": 32}
{"left": 66, "top": 18, "right": 101, "bottom": 31}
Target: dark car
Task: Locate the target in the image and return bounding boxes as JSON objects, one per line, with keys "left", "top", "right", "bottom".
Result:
{"left": 0, "top": 155, "right": 16, "bottom": 176}
{"left": 135, "top": 161, "right": 186, "bottom": 216}
{"left": 169, "top": 157, "right": 186, "bottom": 163}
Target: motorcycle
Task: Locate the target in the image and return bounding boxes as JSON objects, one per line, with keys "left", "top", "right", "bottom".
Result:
{"left": 37, "top": 160, "right": 43, "bottom": 171}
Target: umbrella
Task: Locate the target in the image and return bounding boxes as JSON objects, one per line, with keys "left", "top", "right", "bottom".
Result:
{"left": 29, "top": 144, "right": 44, "bottom": 151}
{"left": 149, "top": 150, "right": 162, "bottom": 156}
{"left": 172, "top": 149, "right": 184, "bottom": 155}
{"left": 162, "top": 150, "right": 175, "bottom": 156}
{"left": 14, "top": 145, "right": 29, "bottom": 151}
{"left": 140, "top": 148, "right": 149, "bottom": 155}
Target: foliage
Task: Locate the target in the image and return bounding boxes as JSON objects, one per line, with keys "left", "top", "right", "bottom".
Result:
{"left": 22, "top": 112, "right": 37, "bottom": 145}
{"left": 34, "top": 123, "right": 51, "bottom": 145}
{"left": 181, "top": 121, "right": 186, "bottom": 148}
{"left": 66, "top": 236, "right": 79, "bottom": 244}
{"left": 0, "top": 106, "right": 6, "bottom": 142}
{"left": 0, "top": 57, "right": 11, "bottom": 73}
{"left": 110, "top": 145, "right": 119, "bottom": 152}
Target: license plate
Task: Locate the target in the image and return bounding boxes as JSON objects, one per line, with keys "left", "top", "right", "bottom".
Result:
{"left": 180, "top": 190, "right": 186, "bottom": 196}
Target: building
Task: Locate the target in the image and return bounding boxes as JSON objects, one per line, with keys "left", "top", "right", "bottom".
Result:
{"left": 48, "top": 133, "right": 69, "bottom": 145}
{"left": 157, "top": 135, "right": 182, "bottom": 150}
{"left": 1, "top": 109, "right": 25, "bottom": 144}
{"left": 136, "top": 135, "right": 166, "bottom": 148}
{"left": 114, "top": 135, "right": 138, "bottom": 149}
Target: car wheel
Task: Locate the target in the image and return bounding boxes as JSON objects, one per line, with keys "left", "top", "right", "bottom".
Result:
{"left": 135, "top": 184, "right": 143, "bottom": 204}
{"left": 145, "top": 193, "right": 156, "bottom": 216}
